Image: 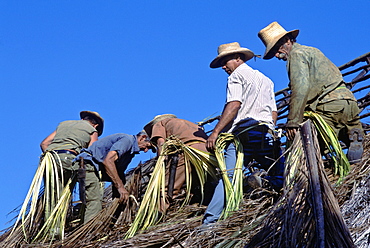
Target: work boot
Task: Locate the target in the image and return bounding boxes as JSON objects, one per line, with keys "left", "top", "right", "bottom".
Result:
{"left": 347, "top": 128, "right": 363, "bottom": 164}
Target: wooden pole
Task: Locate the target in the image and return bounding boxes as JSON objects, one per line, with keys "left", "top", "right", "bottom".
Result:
{"left": 300, "top": 120, "right": 325, "bottom": 248}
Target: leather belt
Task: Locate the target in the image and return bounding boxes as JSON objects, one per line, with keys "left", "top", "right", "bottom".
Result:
{"left": 54, "top": 149, "right": 78, "bottom": 156}
{"left": 237, "top": 124, "right": 269, "bottom": 134}
{"left": 250, "top": 125, "right": 269, "bottom": 133}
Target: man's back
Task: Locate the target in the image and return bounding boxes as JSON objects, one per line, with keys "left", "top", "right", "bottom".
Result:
{"left": 152, "top": 118, "right": 208, "bottom": 144}
{"left": 226, "top": 63, "right": 276, "bottom": 132}
{"left": 47, "top": 120, "right": 96, "bottom": 153}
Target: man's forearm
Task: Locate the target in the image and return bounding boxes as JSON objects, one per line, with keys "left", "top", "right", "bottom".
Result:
{"left": 103, "top": 151, "right": 124, "bottom": 189}
{"left": 213, "top": 101, "right": 241, "bottom": 134}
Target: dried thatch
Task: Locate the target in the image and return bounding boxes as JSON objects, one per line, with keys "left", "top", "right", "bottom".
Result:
{"left": 340, "top": 135, "right": 370, "bottom": 248}
{"left": 1, "top": 139, "right": 370, "bottom": 248}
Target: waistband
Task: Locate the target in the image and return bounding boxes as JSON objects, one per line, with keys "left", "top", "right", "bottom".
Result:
{"left": 235, "top": 123, "right": 270, "bottom": 134}
{"left": 53, "top": 149, "right": 78, "bottom": 156}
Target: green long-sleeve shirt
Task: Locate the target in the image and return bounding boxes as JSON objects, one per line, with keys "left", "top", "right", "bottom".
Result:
{"left": 286, "top": 43, "right": 356, "bottom": 128}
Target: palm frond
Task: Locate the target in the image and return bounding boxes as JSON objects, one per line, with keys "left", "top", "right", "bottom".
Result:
{"left": 125, "top": 136, "right": 218, "bottom": 239}
{"left": 5, "top": 151, "right": 72, "bottom": 245}
{"left": 214, "top": 133, "right": 244, "bottom": 220}
{"left": 305, "top": 111, "right": 350, "bottom": 182}
{"left": 32, "top": 177, "right": 73, "bottom": 243}
{"left": 7, "top": 152, "right": 63, "bottom": 242}
{"left": 246, "top": 120, "right": 353, "bottom": 247}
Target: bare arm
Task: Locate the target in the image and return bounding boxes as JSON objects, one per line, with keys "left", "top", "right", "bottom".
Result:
{"left": 40, "top": 130, "right": 56, "bottom": 152}
{"left": 88, "top": 132, "right": 99, "bottom": 146}
{"left": 206, "top": 101, "right": 241, "bottom": 151}
{"left": 272, "top": 111, "right": 278, "bottom": 126}
{"left": 103, "top": 150, "right": 129, "bottom": 203}
{"left": 155, "top": 137, "right": 165, "bottom": 155}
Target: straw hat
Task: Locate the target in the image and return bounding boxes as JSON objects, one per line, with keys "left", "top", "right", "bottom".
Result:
{"left": 143, "top": 114, "right": 177, "bottom": 138}
{"left": 80, "top": 111, "right": 104, "bottom": 136}
{"left": 258, "top": 21, "right": 299, "bottom": 60}
{"left": 210, "top": 42, "right": 254, "bottom": 68}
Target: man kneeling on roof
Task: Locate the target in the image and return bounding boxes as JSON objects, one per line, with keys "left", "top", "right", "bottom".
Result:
{"left": 73, "top": 131, "right": 155, "bottom": 223}
{"left": 258, "top": 21, "right": 364, "bottom": 163}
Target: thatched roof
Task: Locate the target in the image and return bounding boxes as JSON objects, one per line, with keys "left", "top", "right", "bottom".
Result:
{"left": 1, "top": 133, "right": 367, "bottom": 248}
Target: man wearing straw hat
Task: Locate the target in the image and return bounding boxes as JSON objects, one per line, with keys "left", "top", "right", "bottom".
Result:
{"left": 143, "top": 114, "right": 210, "bottom": 213}
{"left": 41, "top": 110, "right": 104, "bottom": 183}
{"left": 258, "top": 21, "right": 364, "bottom": 163}
{"left": 30, "top": 111, "right": 104, "bottom": 237}
{"left": 203, "top": 42, "right": 284, "bottom": 225}
{"left": 73, "top": 131, "right": 156, "bottom": 223}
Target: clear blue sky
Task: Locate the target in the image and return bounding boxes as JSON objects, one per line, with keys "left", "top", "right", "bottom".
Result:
{"left": 0, "top": 1, "right": 369, "bottom": 231}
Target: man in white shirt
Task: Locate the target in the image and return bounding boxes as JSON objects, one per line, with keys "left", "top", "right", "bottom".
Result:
{"left": 203, "top": 42, "right": 284, "bottom": 224}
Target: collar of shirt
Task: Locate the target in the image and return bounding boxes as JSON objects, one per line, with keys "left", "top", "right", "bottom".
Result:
{"left": 229, "top": 63, "right": 250, "bottom": 78}
{"left": 131, "top": 135, "right": 140, "bottom": 154}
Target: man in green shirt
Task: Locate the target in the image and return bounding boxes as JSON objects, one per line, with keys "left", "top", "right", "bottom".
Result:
{"left": 258, "top": 21, "right": 363, "bottom": 163}
{"left": 41, "top": 111, "right": 104, "bottom": 182}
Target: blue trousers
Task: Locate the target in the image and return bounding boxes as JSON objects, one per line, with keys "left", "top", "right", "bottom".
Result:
{"left": 203, "top": 129, "right": 284, "bottom": 224}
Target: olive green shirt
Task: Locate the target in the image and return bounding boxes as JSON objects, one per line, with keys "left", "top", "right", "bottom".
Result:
{"left": 46, "top": 120, "right": 97, "bottom": 153}
{"left": 286, "top": 43, "right": 356, "bottom": 127}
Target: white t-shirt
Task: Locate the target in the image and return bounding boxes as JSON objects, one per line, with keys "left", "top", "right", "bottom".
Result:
{"left": 226, "top": 63, "right": 277, "bottom": 132}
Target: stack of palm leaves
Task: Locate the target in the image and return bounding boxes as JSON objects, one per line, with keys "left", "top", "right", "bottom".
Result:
{"left": 4, "top": 151, "right": 73, "bottom": 246}
{"left": 125, "top": 135, "right": 219, "bottom": 238}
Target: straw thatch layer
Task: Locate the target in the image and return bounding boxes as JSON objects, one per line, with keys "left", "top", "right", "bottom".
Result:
{"left": 2, "top": 134, "right": 370, "bottom": 248}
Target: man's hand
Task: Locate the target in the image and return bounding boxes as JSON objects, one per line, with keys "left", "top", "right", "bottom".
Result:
{"left": 155, "top": 137, "right": 165, "bottom": 156}
{"left": 286, "top": 127, "right": 298, "bottom": 141}
{"left": 206, "top": 132, "right": 218, "bottom": 152}
{"left": 206, "top": 101, "right": 241, "bottom": 152}
{"left": 103, "top": 151, "right": 129, "bottom": 203}
{"left": 117, "top": 186, "right": 129, "bottom": 203}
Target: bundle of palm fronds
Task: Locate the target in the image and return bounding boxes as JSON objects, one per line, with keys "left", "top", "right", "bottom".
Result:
{"left": 214, "top": 133, "right": 244, "bottom": 220}
{"left": 3, "top": 151, "right": 73, "bottom": 246}
{"left": 246, "top": 120, "right": 353, "bottom": 247}
{"left": 305, "top": 111, "right": 351, "bottom": 182}
{"left": 125, "top": 135, "right": 218, "bottom": 238}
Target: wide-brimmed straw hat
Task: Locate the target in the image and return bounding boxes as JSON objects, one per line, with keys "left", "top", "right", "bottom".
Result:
{"left": 143, "top": 114, "right": 177, "bottom": 138}
{"left": 80, "top": 111, "right": 104, "bottom": 136}
{"left": 258, "top": 21, "right": 299, "bottom": 60}
{"left": 210, "top": 42, "right": 254, "bottom": 68}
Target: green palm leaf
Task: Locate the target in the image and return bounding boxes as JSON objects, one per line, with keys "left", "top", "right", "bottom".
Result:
{"left": 214, "top": 133, "right": 244, "bottom": 220}
{"left": 304, "top": 111, "right": 350, "bottom": 182}
{"left": 125, "top": 136, "right": 218, "bottom": 239}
